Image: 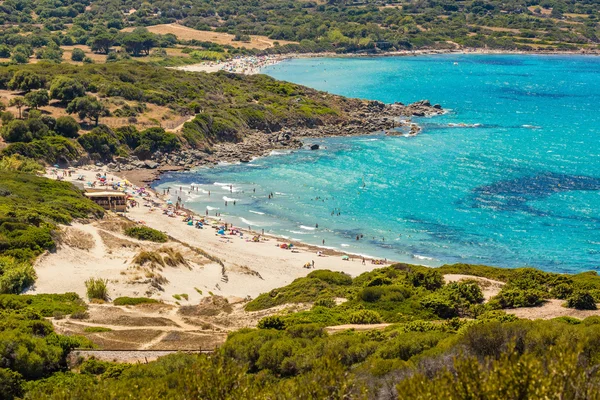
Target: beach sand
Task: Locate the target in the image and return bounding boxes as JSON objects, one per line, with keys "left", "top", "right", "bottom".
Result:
{"left": 32, "top": 166, "right": 390, "bottom": 304}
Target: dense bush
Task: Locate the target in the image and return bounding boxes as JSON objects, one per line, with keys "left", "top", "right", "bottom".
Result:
{"left": 124, "top": 226, "right": 168, "bottom": 243}
{"left": 491, "top": 288, "right": 546, "bottom": 308}
{"left": 348, "top": 310, "right": 382, "bottom": 324}
{"left": 307, "top": 270, "right": 352, "bottom": 286}
{"left": 257, "top": 315, "right": 286, "bottom": 330}
{"left": 2, "top": 136, "right": 82, "bottom": 164}
{"left": 566, "top": 291, "right": 597, "bottom": 310}
{"left": 54, "top": 116, "right": 80, "bottom": 138}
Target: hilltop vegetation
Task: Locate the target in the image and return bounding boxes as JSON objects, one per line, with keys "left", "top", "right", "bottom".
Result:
{"left": 0, "top": 0, "right": 598, "bottom": 65}
{"left": 0, "top": 62, "right": 351, "bottom": 163}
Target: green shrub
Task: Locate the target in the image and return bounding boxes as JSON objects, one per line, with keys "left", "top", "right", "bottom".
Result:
{"left": 0, "top": 368, "right": 24, "bottom": 400}
{"left": 493, "top": 288, "right": 546, "bottom": 308}
{"left": 307, "top": 270, "right": 352, "bottom": 286}
{"left": 420, "top": 293, "right": 458, "bottom": 319}
{"left": 113, "top": 297, "right": 158, "bottom": 306}
{"left": 0, "top": 258, "right": 36, "bottom": 294}
{"left": 85, "top": 278, "right": 109, "bottom": 301}
{"left": 313, "top": 298, "right": 336, "bottom": 308}
{"left": 377, "top": 331, "right": 450, "bottom": 360}
{"left": 348, "top": 310, "right": 381, "bottom": 324}
{"left": 407, "top": 269, "right": 444, "bottom": 290}
{"left": 258, "top": 316, "right": 286, "bottom": 330}
{"left": 566, "top": 291, "right": 597, "bottom": 310}
{"left": 360, "top": 286, "right": 384, "bottom": 303}
{"left": 124, "top": 226, "right": 168, "bottom": 243}
{"left": 551, "top": 283, "right": 574, "bottom": 299}
{"left": 83, "top": 327, "right": 112, "bottom": 333}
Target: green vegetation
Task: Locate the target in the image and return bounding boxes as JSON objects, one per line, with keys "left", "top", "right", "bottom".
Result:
{"left": 18, "top": 317, "right": 600, "bottom": 399}
{"left": 112, "top": 297, "right": 158, "bottom": 306}
{"left": 83, "top": 327, "right": 112, "bottom": 333}
{"left": 0, "top": 62, "right": 347, "bottom": 163}
{"left": 0, "top": 171, "right": 103, "bottom": 261}
{"left": 0, "top": 0, "right": 596, "bottom": 63}
{"left": 123, "top": 226, "right": 168, "bottom": 243}
{"left": 84, "top": 278, "right": 109, "bottom": 301}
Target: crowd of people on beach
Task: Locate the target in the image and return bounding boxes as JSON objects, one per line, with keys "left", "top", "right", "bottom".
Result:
{"left": 47, "top": 166, "right": 390, "bottom": 270}
{"left": 197, "top": 55, "right": 287, "bottom": 75}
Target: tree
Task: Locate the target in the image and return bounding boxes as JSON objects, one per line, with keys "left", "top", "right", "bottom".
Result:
{"left": 49, "top": 77, "right": 86, "bottom": 103}
{"left": 90, "top": 33, "right": 114, "bottom": 54}
{"left": 8, "top": 97, "right": 25, "bottom": 119}
{"left": 67, "top": 96, "right": 108, "bottom": 126}
{"left": 1, "top": 120, "right": 32, "bottom": 142}
{"left": 7, "top": 71, "right": 44, "bottom": 93}
{"left": 71, "top": 48, "right": 86, "bottom": 61}
{"left": 24, "top": 90, "right": 49, "bottom": 110}
{"left": 10, "top": 52, "right": 29, "bottom": 64}
{"left": 121, "top": 28, "right": 157, "bottom": 56}
{"left": 0, "top": 45, "right": 10, "bottom": 58}
{"left": 35, "top": 47, "right": 64, "bottom": 63}
{"left": 54, "top": 116, "right": 80, "bottom": 138}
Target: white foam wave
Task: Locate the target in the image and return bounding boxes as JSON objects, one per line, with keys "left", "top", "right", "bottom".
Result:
{"left": 249, "top": 210, "right": 265, "bottom": 215}
{"left": 240, "top": 217, "right": 257, "bottom": 226}
{"left": 522, "top": 124, "right": 541, "bottom": 129}
{"left": 206, "top": 206, "right": 219, "bottom": 210}
{"left": 289, "top": 230, "right": 310, "bottom": 235}
{"left": 412, "top": 254, "right": 435, "bottom": 261}
{"left": 214, "top": 182, "right": 233, "bottom": 186}
{"left": 223, "top": 196, "right": 239, "bottom": 202}
{"left": 341, "top": 244, "right": 350, "bottom": 247}
{"left": 270, "top": 150, "right": 292, "bottom": 156}
{"left": 300, "top": 225, "right": 316, "bottom": 231}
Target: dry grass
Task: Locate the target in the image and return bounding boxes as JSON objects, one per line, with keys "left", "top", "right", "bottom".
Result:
{"left": 160, "top": 247, "right": 189, "bottom": 268}
{"left": 121, "top": 24, "right": 297, "bottom": 50}
{"left": 97, "top": 230, "right": 140, "bottom": 250}
{"left": 133, "top": 251, "right": 166, "bottom": 269}
{"left": 58, "top": 228, "right": 95, "bottom": 251}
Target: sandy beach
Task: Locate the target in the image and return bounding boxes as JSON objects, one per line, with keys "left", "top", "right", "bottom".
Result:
{"left": 175, "top": 48, "right": 599, "bottom": 76}
{"left": 31, "top": 166, "right": 391, "bottom": 304}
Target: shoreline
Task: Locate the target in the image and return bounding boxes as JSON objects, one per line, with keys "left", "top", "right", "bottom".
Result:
{"left": 37, "top": 166, "right": 400, "bottom": 303}
{"left": 176, "top": 47, "right": 600, "bottom": 75}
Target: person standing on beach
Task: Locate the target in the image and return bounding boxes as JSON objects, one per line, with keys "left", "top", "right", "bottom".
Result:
{"left": 225, "top": 201, "right": 228, "bottom": 207}
{"left": 311, "top": 260, "right": 315, "bottom": 268}
{"left": 322, "top": 239, "right": 325, "bottom": 245}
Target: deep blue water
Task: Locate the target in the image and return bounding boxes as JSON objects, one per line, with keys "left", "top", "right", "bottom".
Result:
{"left": 154, "top": 55, "right": 600, "bottom": 273}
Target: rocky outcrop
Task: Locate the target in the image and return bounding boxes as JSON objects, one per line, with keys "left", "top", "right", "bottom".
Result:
{"left": 105, "top": 99, "right": 444, "bottom": 180}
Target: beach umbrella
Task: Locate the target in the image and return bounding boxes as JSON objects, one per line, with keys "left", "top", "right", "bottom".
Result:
{"left": 342, "top": 255, "right": 349, "bottom": 260}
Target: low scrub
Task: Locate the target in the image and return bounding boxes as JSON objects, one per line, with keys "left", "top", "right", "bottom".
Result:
{"left": 85, "top": 278, "right": 109, "bottom": 301}
{"left": 113, "top": 297, "right": 158, "bottom": 306}
{"left": 124, "top": 226, "right": 168, "bottom": 243}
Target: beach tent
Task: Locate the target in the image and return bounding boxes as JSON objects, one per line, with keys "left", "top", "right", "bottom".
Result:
{"left": 342, "top": 255, "right": 349, "bottom": 261}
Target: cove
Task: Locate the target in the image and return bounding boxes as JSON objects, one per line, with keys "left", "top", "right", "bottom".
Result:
{"left": 154, "top": 54, "right": 600, "bottom": 273}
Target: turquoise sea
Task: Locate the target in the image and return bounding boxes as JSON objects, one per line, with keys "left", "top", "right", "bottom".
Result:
{"left": 154, "top": 55, "right": 600, "bottom": 273}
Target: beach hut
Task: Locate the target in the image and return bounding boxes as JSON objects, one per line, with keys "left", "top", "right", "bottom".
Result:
{"left": 84, "top": 190, "right": 128, "bottom": 212}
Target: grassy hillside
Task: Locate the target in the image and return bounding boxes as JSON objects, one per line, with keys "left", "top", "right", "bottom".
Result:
{"left": 0, "top": 171, "right": 104, "bottom": 293}
{"left": 0, "top": 0, "right": 597, "bottom": 66}
{"left": 0, "top": 62, "right": 362, "bottom": 163}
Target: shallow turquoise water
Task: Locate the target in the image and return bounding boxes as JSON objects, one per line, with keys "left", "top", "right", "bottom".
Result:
{"left": 154, "top": 55, "right": 600, "bottom": 273}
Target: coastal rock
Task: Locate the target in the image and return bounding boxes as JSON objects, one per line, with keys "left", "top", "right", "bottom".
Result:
{"left": 144, "top": 160, "right": 159, "bottom": 169}
{"left": 310, "top": 144, "right": 320, "bottom": 150}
